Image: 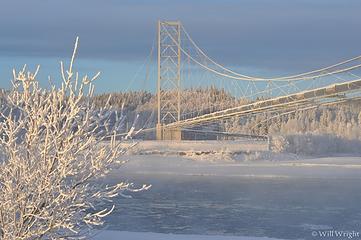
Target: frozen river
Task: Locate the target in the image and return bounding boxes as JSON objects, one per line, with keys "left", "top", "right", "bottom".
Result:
{"left": 101, "top": 155, "right": 361, "bottom": 240}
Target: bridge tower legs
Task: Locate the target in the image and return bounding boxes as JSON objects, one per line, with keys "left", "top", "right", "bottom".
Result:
{"left": 156, "top": 21, "right": 182, "bottom": 140}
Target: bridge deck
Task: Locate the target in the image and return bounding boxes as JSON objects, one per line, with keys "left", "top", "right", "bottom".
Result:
{"left": 166, "top": 78, "right": 361, "bottom": 128}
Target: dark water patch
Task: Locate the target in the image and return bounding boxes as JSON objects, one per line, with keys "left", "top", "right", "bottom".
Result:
{"left": 102, "top": 174, "right": 361, "bottom": 239}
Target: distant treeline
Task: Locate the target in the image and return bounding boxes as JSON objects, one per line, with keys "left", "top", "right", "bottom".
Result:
{"left": 91, "top": 87, "right": 245, "bottom": 113}
{"left": 2, "top": 87, "right": 361, "bottom": 140}
{"left": 92, "top": 88, "right": 361, "bottom": 140}
{"left": 224, "top": 100, "right": 361, "bottom": 140}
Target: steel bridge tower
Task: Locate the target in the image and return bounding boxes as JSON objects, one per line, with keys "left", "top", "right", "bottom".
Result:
{"left": 156, "top": 20, "right": 182, "bottom": 140}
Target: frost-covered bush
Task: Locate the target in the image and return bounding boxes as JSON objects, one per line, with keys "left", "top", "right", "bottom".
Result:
{"left": 280, "top": 134, "right": 361, "bottom": 155}
{"left": 0, "top": 38, "right": 148, "bottom": 239}
{"left": 270, "top": 135, "right": 289, "bottom": 153}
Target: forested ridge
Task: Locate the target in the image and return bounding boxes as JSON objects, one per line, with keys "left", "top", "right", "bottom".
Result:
{"left": 91, "top": 88, "right": 361, "bottom": 140}
{"left": 2, "top": 87, "right": 361, "bottom": 140}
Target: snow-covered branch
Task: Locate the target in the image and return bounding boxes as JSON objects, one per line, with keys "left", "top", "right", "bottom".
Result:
{"left": 0, "top": 38, "right": 147, "bottom": 239}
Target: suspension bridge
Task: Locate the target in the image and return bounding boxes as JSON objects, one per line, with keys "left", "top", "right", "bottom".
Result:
{"left": 137, "top": 20, "right": 361, "bottom": 140}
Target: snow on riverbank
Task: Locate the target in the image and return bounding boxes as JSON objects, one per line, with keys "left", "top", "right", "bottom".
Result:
{"left": 106, "top": 154, "right": 361, "bottom": 182}
{"left": 120, "top": 140, "right": 269, "bottom": 161}
{"left": 92, "top": 231, "right": 283, "bottom": 240}
{"left": 118, "top": 137, "right": 361, "bottom": 163}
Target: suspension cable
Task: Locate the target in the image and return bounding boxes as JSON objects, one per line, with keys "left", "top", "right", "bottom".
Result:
{"left": 162, "top": 24, "right": 361, "bottom": 82}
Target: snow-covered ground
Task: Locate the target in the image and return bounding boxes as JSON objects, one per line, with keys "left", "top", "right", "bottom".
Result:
{"left": 110, "top": 154, "right": 361, "bottom": 180}
{"left": 131, "top": 140, "right": 269, "bottom": 152}
{"left": 120, "top": 139, "right": 269, "bottom": 158}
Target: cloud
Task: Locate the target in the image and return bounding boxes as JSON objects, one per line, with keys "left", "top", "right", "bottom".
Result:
{"left": 0, "top": 0, "right": 360, "bottom": 71}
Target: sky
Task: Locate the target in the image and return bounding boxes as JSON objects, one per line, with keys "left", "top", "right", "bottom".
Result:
{"left": 0, "top": 0, "right": 361, "bottom": 93}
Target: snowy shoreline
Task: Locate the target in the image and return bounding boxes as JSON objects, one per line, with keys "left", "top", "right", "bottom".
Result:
{"left": 108, "top": 154, "right": 361, "bottom": 181}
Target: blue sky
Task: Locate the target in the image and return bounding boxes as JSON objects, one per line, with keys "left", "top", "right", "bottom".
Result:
{"left": 0, "top": 0, "right": 361, "bottom": 93}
